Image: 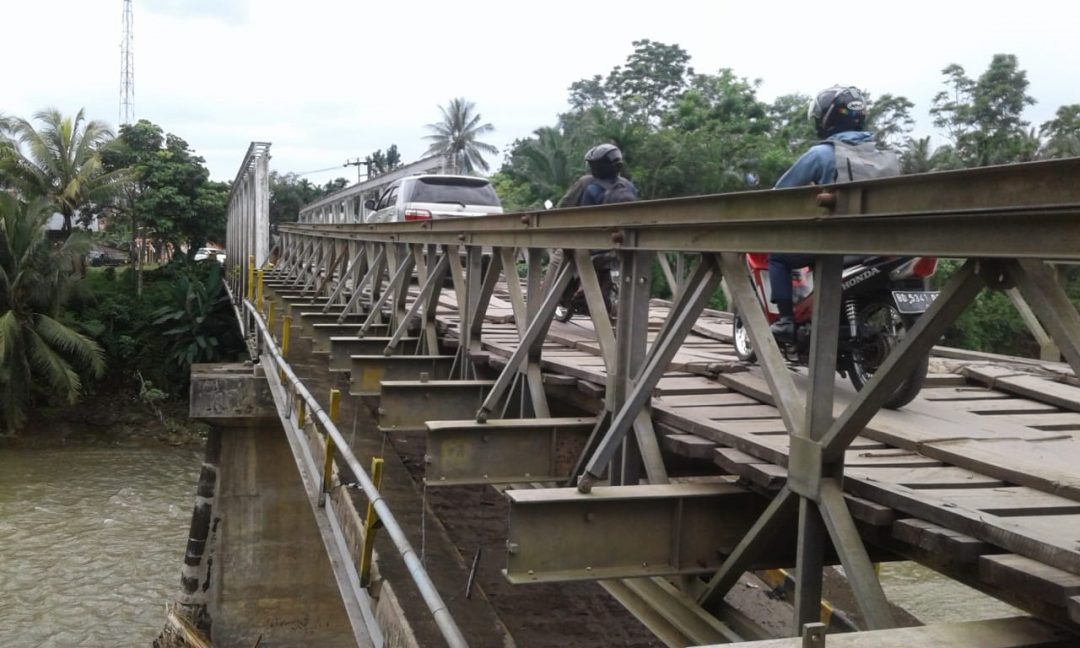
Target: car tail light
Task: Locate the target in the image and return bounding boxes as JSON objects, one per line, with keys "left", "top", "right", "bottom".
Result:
{"left": 404, "top": 209, "right": 432, "bottom": 221}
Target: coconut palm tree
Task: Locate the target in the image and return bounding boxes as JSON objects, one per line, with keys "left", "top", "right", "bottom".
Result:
{"left": 0, "top": 194, "right": 104, "bottom": 431}
{"left": 423, "top": 98, "right": 499, "bottom": 174}
{"left": 2, "top": 108, "right": 120, "bottom": 233}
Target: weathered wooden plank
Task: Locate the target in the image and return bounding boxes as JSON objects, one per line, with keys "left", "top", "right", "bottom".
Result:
{"left": 845, "top": 466, "right": 1006, "bottom": 489}
{"left": 715, "top": 371, "right": 1080, "bottom": 501}
{"left": 682, "top": 405, "right": 782, "bottom": 420}
{"left": 843, "top": 478, "right": 1080, "bottom": 576}
{"left": 917, "top": 487, "right": 1080, "bottom": 516}
{"left": 965, "top": 366, "right": 1080, "bottom": 413}
{"left": 956, "top": 398, "right": 1061, "bottom": 415}
{"left": 662, "top": 433, "right": 718, "bottom": 460}
{"left": 980, "top": 553, "right": 1080, "bottom": 606}
{"left": 656, "top": 393, "right": 760, "bottom": 408}
{"left": 654, "top": 375, "right": 732, "bottom": 396}
{"left": 998, "top": 412, "right": 1080, "bottom": 430}
{"left": 919, "top": 387, "right": 1012, "bottom": 401}
{"left": 891, "top": 518, "right": 995, "bottom": 563}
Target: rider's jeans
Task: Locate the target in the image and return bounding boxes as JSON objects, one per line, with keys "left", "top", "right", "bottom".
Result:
{"left": 768, "top": 253, "right": 816, "bottom": 303}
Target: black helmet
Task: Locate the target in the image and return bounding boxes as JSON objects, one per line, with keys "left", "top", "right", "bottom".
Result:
{"left": 585, "top": 143, "right": 623, "bottom": 178}
{"left": 808, "top": 86, "right": 867, "bottom": 138}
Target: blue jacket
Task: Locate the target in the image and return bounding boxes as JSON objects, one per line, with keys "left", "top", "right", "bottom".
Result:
{"left": 774, "top": 131, "right": 876, "bottom": 188}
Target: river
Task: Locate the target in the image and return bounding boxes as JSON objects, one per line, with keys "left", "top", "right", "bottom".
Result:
{"left": 0, "top": 445, "right": 201, "bottom": 647}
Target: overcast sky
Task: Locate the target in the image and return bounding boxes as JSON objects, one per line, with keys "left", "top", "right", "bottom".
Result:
{"left": 4, "top": 0, "right": 1079, "bottom": 186}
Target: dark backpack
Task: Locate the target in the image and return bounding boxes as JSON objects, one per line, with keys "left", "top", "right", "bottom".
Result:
{"left": 592, "top": 176, "right": 639, "bottom": 204}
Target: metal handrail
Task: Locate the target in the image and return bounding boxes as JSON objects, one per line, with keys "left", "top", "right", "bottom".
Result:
{"left": 243, "top": 298, "right": 469, "bottom": 648}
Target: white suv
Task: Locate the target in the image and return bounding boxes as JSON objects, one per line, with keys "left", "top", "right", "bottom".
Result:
{"left": 365, "top": 175, "right": 503, "bottom": 223}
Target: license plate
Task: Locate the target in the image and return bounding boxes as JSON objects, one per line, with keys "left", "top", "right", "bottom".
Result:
{"left": 892, "top": 290, "right": 939, "bottom": 314}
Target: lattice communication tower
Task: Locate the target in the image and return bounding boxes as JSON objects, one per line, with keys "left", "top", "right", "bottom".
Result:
{"left": 119, "top": 0, "right": 134, "bottom": 125}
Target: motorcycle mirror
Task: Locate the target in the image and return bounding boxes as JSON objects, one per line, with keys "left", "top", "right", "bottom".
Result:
{"left": 543, "top": 199, "right": 553, "bottom": 210}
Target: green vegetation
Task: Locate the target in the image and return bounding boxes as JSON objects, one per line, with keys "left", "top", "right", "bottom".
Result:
{"left": 490, "top": 42, "right": 1079, "bottom": 356}
{"left": 0, "top": 109, "right": 243, "bottom": 434}
{"left": 0, "top": 195, "right": 104, "bottom": 429}
{"left": 424, "top": 97, "right": 499, "bottom": 174}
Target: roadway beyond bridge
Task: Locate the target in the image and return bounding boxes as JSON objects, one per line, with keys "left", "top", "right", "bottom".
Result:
{"left": 168, "top": 143, "right": 1080, "bottom": 647}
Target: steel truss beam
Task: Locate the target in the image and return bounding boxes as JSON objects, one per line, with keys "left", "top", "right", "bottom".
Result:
{"left": 349, "top": 355, "right": 455, "bottom": 396}
{"left": 504, "top": 482, "right": 764, "bottom": 583}
{"left": 424, "top": 417, "right": 595, "bottom": 485}
{"left": 328, "top": 336, "right": 428, "bottom": 371}
{"left": 378, "top": 380, "right": 496, "bottom": 433}
{"left": 281, "top": 157, "right": 1080, "bottom": 259}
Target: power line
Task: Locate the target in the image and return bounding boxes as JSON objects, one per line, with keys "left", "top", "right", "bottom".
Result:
{"left": 294, "top": 165, "right": 351, "bottom": 177}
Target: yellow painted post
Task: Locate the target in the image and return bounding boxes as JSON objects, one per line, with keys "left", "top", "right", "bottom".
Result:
{"left": 320, "top": 389, "right": 341, "bottom": 506}
{"left": 359, "top": 457, "right": 384, "bottom": 586}
{"left": 256, "top": 269, "right": 265, "bottom": 311}
{"left": 280, "top": 315, "right": 292, "bottom": 381}
{"left": 246, "top": 256, "right": 255, "bottom": 301}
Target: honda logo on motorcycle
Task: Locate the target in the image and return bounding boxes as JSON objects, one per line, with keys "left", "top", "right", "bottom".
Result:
{"left": 842, "top": 267, "right": 880, "bottom": 290}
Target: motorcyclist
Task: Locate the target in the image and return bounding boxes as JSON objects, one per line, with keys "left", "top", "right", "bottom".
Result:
{"left": 558, "top": 143, "right": 639, "bottom": 208}
{"left": 555, "top": 144, "right": 639, "bottom": 315}
{"left": 768, "top": 86, "right": 897, "bottom": 339}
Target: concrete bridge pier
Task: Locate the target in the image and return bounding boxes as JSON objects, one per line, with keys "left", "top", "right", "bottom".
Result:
{"left": 185, "top": 363, "right": 355, "bottom": 647}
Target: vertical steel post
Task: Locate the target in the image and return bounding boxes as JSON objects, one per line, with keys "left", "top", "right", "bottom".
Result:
{"left": 359, "top": 457, "right": 384, "bottom": 586}
{"left": 320, "top": 389, "right": 341, "bottom": 507}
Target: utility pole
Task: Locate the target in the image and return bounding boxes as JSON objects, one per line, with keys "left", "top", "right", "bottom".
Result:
{"left": 343, "top": 158, "right": 364, "bottom": 184}
{"left": 119, "top": 0, "right": 134, "bottom": 125}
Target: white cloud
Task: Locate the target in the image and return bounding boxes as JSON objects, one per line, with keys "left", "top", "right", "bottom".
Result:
{"left": 4, "top": 0, "right": 1079, "bottom": 186}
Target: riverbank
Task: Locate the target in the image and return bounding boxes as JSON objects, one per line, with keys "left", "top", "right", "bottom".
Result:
{"left": 2, "top": 385, "right": 207, "bottom": 450}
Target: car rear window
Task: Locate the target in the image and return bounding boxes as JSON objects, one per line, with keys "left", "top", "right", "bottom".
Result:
{"left": 407, "top": 177, "right": 501, "bottom": 207}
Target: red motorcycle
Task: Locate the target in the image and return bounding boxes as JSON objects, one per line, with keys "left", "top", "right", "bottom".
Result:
{"left": 732, "top": 253, "right": 939, "bottom": 409}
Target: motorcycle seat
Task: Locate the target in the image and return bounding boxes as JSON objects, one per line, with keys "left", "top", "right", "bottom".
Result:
{"left": 843, "top": 255, "right": 876, "bottom": 267}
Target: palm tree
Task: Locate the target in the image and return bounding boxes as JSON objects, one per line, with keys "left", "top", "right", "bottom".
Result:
{"left": 2, "top": 108, "right": 120, "bottom": 233}
{"left": 0, "top": 194, "right": 104, "bottom": 431}
{"left": 423, "top": 98, "right": 499, "bottom": 174}
{"left": 516, "top": 127, "right": 578, "bottom": 198}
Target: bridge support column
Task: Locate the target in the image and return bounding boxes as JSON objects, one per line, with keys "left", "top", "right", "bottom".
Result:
{"left": 188, "top": 364, "right": 355, "bottom": 647}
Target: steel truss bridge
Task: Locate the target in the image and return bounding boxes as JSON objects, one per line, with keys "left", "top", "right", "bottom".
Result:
{"left": 222, "top": 142, "right": 1080, "bottom": 647}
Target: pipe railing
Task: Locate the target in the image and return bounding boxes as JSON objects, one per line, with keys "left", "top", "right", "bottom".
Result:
{"left": 243, "top": 298, "right": 468, "bottom": 648}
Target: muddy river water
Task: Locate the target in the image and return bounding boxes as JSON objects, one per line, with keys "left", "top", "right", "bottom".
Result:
{"left": 0, "top": 445, "right": 201, "bottom": 647}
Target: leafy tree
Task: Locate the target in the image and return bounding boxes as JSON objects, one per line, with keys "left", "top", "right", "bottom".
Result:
{"left": 0, "top": 194, "right": 105, "bottom": 430}
{"left": 1039, "top": 104, "right": 1080, "bottom": 158}
{"left": 269, "top": 172, "right": 320, "bottom": 225}
{"left": 568, "top": 75, "right": 609, "bottom": 112}
{"left": 363, "top": 145, "right": 402, "bottom": 177}
{"left": 604, "top": 40, "right": 693, "bottom": 123}
{"left": 0, "top": 108, "right": 122, "bottom": 233}
{"left": 866, "top": 93, "right": 915, "bottom": 148}
{"left": 423, "top": 98, "right": 498, "bottom": 174}
{"left": 102, "top": 120, "right": 226, "bottom": 294}
{"left": 322, "top": 177, "right": 349, "bottom": 193}
{"left": 930, "top": 55, "right": 1037, "bottom": 166}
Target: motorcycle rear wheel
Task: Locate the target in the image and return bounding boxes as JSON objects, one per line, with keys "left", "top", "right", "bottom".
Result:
{"left": 844, "top": 299, "right": 927, "bottom": 409}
